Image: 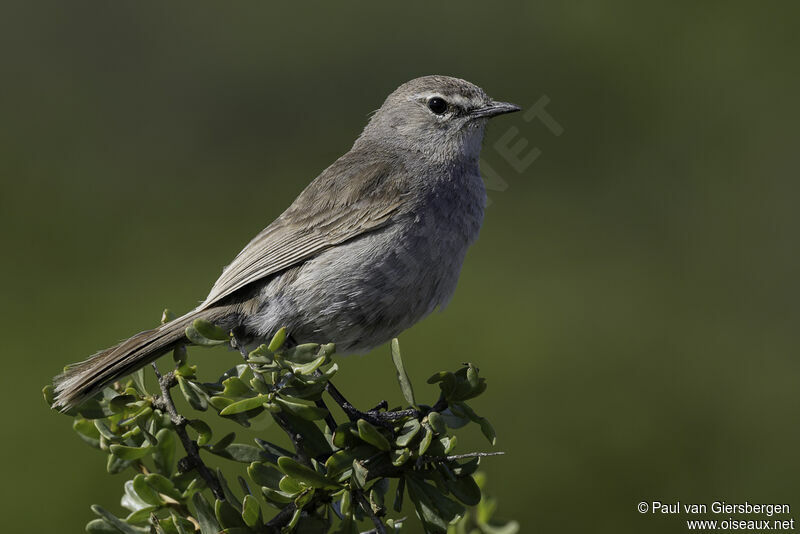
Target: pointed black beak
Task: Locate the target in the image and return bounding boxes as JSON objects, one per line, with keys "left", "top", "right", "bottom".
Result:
{"left": 470, "top": 100, "right": 521, "bottom": 119}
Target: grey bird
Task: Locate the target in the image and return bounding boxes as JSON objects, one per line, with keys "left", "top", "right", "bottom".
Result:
{"left": 53, "top": 75, "right": 520, "bottom": 410}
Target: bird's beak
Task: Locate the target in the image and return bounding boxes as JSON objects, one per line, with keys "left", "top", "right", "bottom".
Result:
{"left": 470, "top": 100, "right": 521, "bottom": 119}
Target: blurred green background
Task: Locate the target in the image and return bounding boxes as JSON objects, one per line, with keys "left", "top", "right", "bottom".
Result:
{"left": 2, "top": 1, "right": 799, "bottom": 532}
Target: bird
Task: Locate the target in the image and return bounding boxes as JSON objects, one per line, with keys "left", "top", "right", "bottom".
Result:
{"left": 53, "top": 75, "right": 520, "bottom": 410}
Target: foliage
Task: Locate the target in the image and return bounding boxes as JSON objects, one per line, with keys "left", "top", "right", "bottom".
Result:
{"left": 44, "top": 312, "right": 518, "bottom": 534}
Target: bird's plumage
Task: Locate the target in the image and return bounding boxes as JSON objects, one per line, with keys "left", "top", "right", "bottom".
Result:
{"left": 52, "top": 75, "right": 518, "bottom": 410}
{"left": 203, "top": 153, "right": 407, "bottom": 307}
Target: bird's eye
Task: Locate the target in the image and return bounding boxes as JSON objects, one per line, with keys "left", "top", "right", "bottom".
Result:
{"left": 427, "top": 97, "right": 448, "bottom": 115}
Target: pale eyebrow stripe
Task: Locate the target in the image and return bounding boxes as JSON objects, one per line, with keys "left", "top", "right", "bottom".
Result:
{"left": 411, "top": 92, "right": 474, "bottom": 108}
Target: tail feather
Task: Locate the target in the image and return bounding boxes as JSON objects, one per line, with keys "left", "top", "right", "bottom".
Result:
{"left": 53, "top": 309, "right": 208, "bottom": 411}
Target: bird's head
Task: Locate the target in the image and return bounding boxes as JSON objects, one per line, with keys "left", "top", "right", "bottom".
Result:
{"left": 358, "top": 75, "right": 520, "bottom": 163}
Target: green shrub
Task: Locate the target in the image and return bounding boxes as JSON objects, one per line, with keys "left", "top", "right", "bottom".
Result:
{"left": 45, "top": 313, "right": 518, "bottom": 534}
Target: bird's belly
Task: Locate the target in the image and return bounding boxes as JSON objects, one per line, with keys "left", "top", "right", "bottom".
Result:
{"left": 246, "top": 217, "right": 475, "bottom": 353}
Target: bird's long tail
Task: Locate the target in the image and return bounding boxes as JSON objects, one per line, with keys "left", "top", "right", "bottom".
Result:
{"left": 52, "top": 308, "right": 218, "bottom": 411}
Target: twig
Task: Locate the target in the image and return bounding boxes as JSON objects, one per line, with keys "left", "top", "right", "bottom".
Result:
{"left": 421, "top": 451, "right": 505, "bottom": 463}
{"left": 325, "top": 381, "right": 445, "bottom": 426}
{"left": 354, "top": 490, "right": 387, "bottom": 534}
{"left": 272, "top": 411, "right": 312, "bottom": 466}
{"left": 316, "top": 397, "right": 338, "bottom": 433}
{"left": 150, "top": 363, "right": 224, "bottom": 500}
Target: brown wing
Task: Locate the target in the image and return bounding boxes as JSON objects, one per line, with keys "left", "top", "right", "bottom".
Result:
{"left": 200, "top": 151, "right": 408, "bottom": 308}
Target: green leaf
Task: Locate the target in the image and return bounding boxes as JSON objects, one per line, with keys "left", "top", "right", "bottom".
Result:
{"left": 466, "top": 365, "right": 479, "bottom": 388}
{"left": 73, "top": 395, "right": 114, "bottom": 419}
{"left": 391, "top": 448, "right": 411, "bottom": 467}
{"left": 479, "top": 418, "right": 496, "bottom": 445}
{"left": 254, "top": 438, "right": 293, "bottom": 459}
{"left": 241, "top": 495, "right": 261, "bottom": 528}
{"left": 247, "top": 343, "right": 274, "bottom": 364}
{"left": 284, "top": 343, "right": 322, "bottom": 364}
{"left": 369, "top": 479, "right": 388, "bottom": 514}
{"left": 180, "top": 477, "right": 206, "bottom": 500}
{"left": 279, "top": 474, "right": 303, "bottom": 495}
{"left": 185, "top": 325, "right": 227, "bottom": 347}
{"left": 295, "top": 362, "right": 338, "bottom": 385}
{"left": 94, "top": 420, "right": 116, "bottom": 440}
{"left": 90, "top": 505, "right": 146, "bottom": 534}
{"left": 219, "top": 395, "right": 268, "bottom": 415}
{"left": 214, "top": 499, "right": 245, "bottom": 529}
{"left": 357, "top": 419, "right": 391, "bottom": 451}
{"left": 208, "top": 396, "right": 233, "bottom": 411}
{"left": 188, "top": 419, "right": 212, "bottom": 446}
{"left": 145, "top": 473, "right": 182, "bottom": 501}
{"left": 122, "top": 479, "right": 152, "bottom": 513}
{"left": 133, "top": 474, "right": 163, "bottom": 506}
{"left": 110, "top": 444, "right": 152, "bottom": 461}
{"left": 332, "top": 422, "right": 357, "bottom": 448}
{"left": 261, "top": 486, "right": 295, "bottom": 505}
{"left": 452, "top": 458, "right": 480, "bottom": 478}
{"left": 441, "top": 435, "right": 457, "bottom": 454}
{"left": 132, "top": 368, "right": 147, "bottom": 395}
{"left": 290, "top": 354, "right": 327, "bottom": 375}
{"left": 86, "top": 518, "right": 123, "bottom": 533}
{"left": 277, "top": 456, "right": 339, "bottom": 490}
{"left": 123, "top": 505, "right": 158, "bottom": 525}
{"left": 393, "top": 477, "right": 405, "bottom": 513}
{"left": 153, "top": 427, "right": 176, "bottom": 476}
{"left": 280, "top": 413, "right": 332, "bottom": 457}
{"left": 351, "top": 460, "right": 368, "bottom": 489}
{"left": 427, "top": 371, "right": 457, "bottom": 398}
{"left": 172, "top": 344, "right": 188, "bottom": 365}
{"left": 217, "top": 468, "right": 243, "bottom": 512}
{"left": 177, "top": 375, "right": 208, "bottom": 411}
{"left": 171, "top": 514, "right": 195, "bottom": 534}
{"left": 286, "top": 508, "right": 302, "bottom": 531}
{"left": 106, "top": 454, "right": 133, "bottom": 474}
{"left": 479, "top": 522, "right": 521, "bottom": 534}
{"left": 109, "top": 394, "right": 138, "bottom": 413}
{"left": 192, "top": 494, "right": 221, "bottom": 534}
{"left": 268, "top": 327, "right": 287, "bottom": 351}
{"left": 210, "top": 443, "right": 267, "bottom": 463}
{"left": 418, "top": 424, "right": 433, "bottom": 456}
{"left": 428, "top": 412, "right": 447, "bottom": 435}
{"left": 390, "top": 338, "right": 416, "bottom": 406}
{"left": 247, "top": 462, "right": 283, "bottom": 489}
{"left": 406, "top": 476, "right": 464, "bottom": 533}
{"left": 324, "top": 445, "right": 374, "bottom": 478}
{"left": 440, "top": 409, "right": 470, "bottom": 429}
{"left": 73, "top": 417, "right": 101, "bottom": 448}
{"left": 210, "top": 432, "right": 235, "bottom": 451}
{"left": 446, "top": 475, "right": 482, "bottom": 506}
{"left": 42, "top": 384, "right": 56, "bottom": 408}
{"left": 161, "top": 309, "right": 176, "bottom": 323}
{"left": 193, "top": 318, "right": 230, "bottom": 341}
{"left": 220, "top": 376, "right": 254, "bottom": 398}
{"left": 135, "top": 412, "right": 158, "bottom": 446}
{"left": 275, "top": 395, "right": 329, "bottom": 421}
{"left": 395, "top": 419, "right": 421, "bottom": 447}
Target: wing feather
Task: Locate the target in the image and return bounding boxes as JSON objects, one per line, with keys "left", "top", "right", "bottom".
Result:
{"left": 201, "top": 152, "right": 408, "bottom": 307}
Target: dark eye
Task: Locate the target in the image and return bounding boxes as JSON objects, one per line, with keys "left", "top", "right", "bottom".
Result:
{"left": 427, "top": 97, "right": 448, "bottom": 115}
